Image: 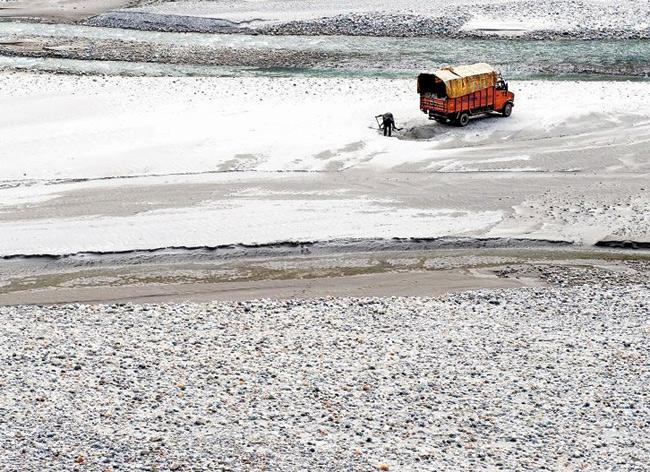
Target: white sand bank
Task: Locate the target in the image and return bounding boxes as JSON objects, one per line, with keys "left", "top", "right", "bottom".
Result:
{"left": 0, "top": 74, "right": 647, "bottom": 255}
{"left": 1, "top": 74, "right": 649, "bottom": 180}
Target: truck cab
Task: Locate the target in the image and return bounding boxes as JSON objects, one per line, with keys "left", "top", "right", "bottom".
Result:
{"left": 494, "top": 76, "right": 515, "bottom": 115}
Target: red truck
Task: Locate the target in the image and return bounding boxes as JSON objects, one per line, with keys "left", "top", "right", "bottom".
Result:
{"left": 418, "top": 63, "right": 515, "bottom": 127}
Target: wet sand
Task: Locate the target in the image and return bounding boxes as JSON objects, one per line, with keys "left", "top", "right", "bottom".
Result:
{"left": 0, "top": 267, "right": 537, "bottom": 305}
{"left": 2, "top": 245, "right": 647, "bottom": 305}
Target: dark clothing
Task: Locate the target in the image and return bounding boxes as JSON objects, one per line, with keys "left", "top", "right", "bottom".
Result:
{"left": 383, "top": 120, "right": 393, "bottom": 136}
{"left": 382, "top": 113, "right": 396, "bottom": 137}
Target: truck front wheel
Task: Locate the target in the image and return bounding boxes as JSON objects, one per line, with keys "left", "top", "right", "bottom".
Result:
{"left": 502, "top": 102, "right": 513, "bottom": 117}
{"left": 457, "top": 112, "right": 470, "bottom": 127}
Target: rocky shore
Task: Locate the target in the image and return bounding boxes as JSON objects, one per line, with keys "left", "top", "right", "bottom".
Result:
{"left": 86, "top": 0, "right": 650, "bottom": 39}
{"left": 262, "top": 0, "right": 650, "bottom": 39}
{"left": 263, "top": 13, "right": 650, "bottom": 40}
{"left": 2, "top": 272, "right": 648, "bottom": 470}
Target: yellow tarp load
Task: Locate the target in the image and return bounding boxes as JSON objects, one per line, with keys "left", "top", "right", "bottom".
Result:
{"left": 428, "top": 63, "right": 498, "bottom": 99}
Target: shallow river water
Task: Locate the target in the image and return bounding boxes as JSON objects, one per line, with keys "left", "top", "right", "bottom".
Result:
{"left": 0, "top": 21, "right": 649, "bottom": 78}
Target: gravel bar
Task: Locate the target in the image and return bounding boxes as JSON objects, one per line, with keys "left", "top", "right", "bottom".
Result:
{"left": 88, "top": 0, "right": 650, "bottom": 39}
{"left": 1, "top": 284, "right": 649, "bottom": 471}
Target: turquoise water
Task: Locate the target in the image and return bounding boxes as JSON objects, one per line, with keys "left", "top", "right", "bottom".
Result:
{"left": 0, "top": 22, "right": 648, "bottom": 79}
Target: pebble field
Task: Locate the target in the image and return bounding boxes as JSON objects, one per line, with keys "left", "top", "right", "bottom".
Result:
{"left": 2, "top": 281, "right": 648, "bottom": 471}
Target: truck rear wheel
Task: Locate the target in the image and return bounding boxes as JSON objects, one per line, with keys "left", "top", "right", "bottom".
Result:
{"left": 502, "top": 102, "right": 513, "bottom": 117}
{"left": 457, "top": 112, "right": 470, "bottom": 127}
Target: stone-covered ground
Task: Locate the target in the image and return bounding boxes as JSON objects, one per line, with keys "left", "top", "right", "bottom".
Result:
{"left": 1, "top": 274, "right": 648, "bottom": 471}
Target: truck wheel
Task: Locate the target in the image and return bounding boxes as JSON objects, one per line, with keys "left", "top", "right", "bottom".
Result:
{"left": 457, "top": 112, "right": 470, "bottom": 127}
{"left": 502, "top": 102, "right": 513, "bottom": 117}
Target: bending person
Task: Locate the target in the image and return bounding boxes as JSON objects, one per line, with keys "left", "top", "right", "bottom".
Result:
{"left": 381, "top": 112, "right": 397, "bottom": 137}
